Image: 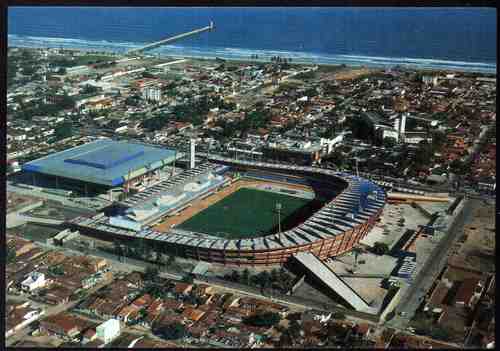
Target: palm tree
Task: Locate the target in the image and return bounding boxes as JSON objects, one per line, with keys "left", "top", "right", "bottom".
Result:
{"left": 242, "top": 268, "right": 250, "bottom": 286}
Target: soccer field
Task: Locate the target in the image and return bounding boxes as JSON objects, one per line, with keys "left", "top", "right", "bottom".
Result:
{"left": 178, "top": 187, "right": 314, "bottom": 239}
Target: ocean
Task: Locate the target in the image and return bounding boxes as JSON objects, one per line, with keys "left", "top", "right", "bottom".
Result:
{"left": 8, "top": 7, "right": 497, "bottom": 73}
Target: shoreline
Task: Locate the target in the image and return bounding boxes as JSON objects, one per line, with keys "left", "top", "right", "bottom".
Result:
{"left": 8, "top": 35, "right": 497, "bottom": 75}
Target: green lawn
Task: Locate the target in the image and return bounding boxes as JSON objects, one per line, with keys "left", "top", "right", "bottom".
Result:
{"left": 178, "top": 188, "right": 313, "bottom": 239}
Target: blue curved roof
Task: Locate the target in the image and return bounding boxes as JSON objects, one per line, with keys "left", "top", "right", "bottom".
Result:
{"left": 22, "top": 139, "right": 179, "bottom": 187}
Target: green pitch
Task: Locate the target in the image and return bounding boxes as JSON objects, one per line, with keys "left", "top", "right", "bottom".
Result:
{"left": 178, "top": 188, "right": 313, "bottom": 239}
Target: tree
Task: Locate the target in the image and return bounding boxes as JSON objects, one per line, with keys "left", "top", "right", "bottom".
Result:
{"left": 431, "top": 325, "right": 451, "bottom": 340}
{"left": 7, "top": 60, "right": 18, "bottom": 87}
{"left": 383, "top": 137, "right": 397, "bottom": 149}
{"left": 449, "top": 159, "right": 467, "bottom": 175}
{"left": 7, "top": 247, "right": 16, "bottom": 264}
{"left": 257, "top": 271, "right": 272, "bottom": 289}
{"left": 372, "top": 242, "right": 389, "bottom": 255}
{"left": 154, "top": 322, "right": 188, "bottom": 340}
{"left": 279, "top": 331, "right": 293, "bottom": 347}
{"left": 270, "top": 268, "right": 279, "bottom": 283}
{"left": 58, "top": 95, "right": 76, "bottom": 110}
{"left": 181, "top": 273, "right": 194, "bottom": 284}
{"left": 241, "top": 268, "right": 250, "bottom": 286}
{"left": 144, "top": 266, "right": 160, "bottom": 283}
{"left": 385, "top": 310, "right": 396, "bottom": 321}
{"left": 166, "top": 255, "right": 177, "bottom": 269}
{"left": 48, "top": 265, "right": 65, "bottom": 276}
{"left": 244, "top": 311, "right": 281, "bottom": 328}
{"left": 230, "top": 270, "right": 241, "bottom": 283}
{"left": 431, "top": 130, "right": 447, "bottom": 150}
{"left": 332, "top": 311, "right": 346, "bottom": 320}
{"left": 350, "top": 115, "right": 375, "bottom": 142}
{"left": 125, "top": 95, "right": 141, "bottom": 107}
{"left": 138, "top": 308, "right": 148, "bottom": 321}
{"left": 142, "top": 71, "right": 157, "bottom": 79}
{"left": 21, "top": 64, "right": 37, "bottom": 76}
{"left": 81, "top": 84, "right": 99, "bottom": 95}
{"left": 54, "top": 121, "right": 73, "bottom": 140}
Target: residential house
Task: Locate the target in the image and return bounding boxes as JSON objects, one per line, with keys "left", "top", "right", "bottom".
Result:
{"left": 21, "top": 272, "right": 47, "bottom": 293}
{"left": 455, "top": 278, "right": 483, "bottom": 308}
{"left": 81, "top": 328, "right": 97, "bottom": 344}
{"left": 131, "top": 294, "right": 153, "bottom": 311}
{"left": 141, "top": 298, "right": 164, "bottom": 329}
{"left": 182, "top": 308, "right": 206, "bottom": 324}
{"left": 194, "top": 284, "right": 214, "bottom": 297}
{"left": 124, "top": 272, "right": 144, "bottom": 290}
{"left": 39, "top": 313, "right": 84, "bottom": 341}
{"left": 115, "top": 305, "right": 140, "bottom": 324}
{"left": 174, "top": 282, "right": 193, "bottom": 296}
{"left": 8, "top": 237, "right": 35, "bottom": 257}
{"left": 43, "top": 284, "right": 73, "bottom": 305}
{"left": 5, "top": 302, "right": 44, "bottom": 338}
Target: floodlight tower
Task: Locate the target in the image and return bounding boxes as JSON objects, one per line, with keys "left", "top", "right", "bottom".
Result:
{"left": 276, "top": 202, "right": 282, "bottom": 240}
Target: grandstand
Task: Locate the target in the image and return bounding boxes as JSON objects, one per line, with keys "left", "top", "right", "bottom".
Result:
{"left": 109, "top": 163, "right": 227, "bottom": 231}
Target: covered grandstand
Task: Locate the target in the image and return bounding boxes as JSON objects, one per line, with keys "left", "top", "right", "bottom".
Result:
{"left": 21, "top": 139, "right": 183, "bottom": 191}
{"left": 109, "top": 163, "right": 229, "bottom": 231}
{"left": 68, "top": 157, "right": 387, "bottom": 266}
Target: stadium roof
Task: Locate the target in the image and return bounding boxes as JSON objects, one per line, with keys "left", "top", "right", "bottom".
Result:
{"left": 22, "top": 139, "right": 180, "bottom": 187}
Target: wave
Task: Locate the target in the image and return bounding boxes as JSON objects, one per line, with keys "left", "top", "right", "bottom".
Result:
{"left": 8, "top": 34, "right": 496, "bottom": 73}
{"left": 338, "top": 54, "right": 496, "bottom": 67}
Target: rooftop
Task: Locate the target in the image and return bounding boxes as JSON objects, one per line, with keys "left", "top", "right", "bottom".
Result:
{"left": 22, "top": 138, "right": 180, "bottom": 187}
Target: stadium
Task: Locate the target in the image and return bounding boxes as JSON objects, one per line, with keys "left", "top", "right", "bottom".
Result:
{"left": 60, "top": 141, "right": 386, "bottom": 266}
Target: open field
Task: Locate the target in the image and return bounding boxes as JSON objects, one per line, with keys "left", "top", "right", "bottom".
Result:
{"left": 153, "top": 178, "right": 318, "bottom": 238}
{"left": 178, "top": 187, "right": 312, "bottom": 239}
{"left": 334, "top": 67, "right": 377, "bottom": 80}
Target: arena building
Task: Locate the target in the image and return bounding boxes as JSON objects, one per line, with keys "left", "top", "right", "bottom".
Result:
{"left": 68, "top": 156, "right": 386, "bottom": 266}
{"left": 20, "top": 139, "right": 183, "bottom": 195}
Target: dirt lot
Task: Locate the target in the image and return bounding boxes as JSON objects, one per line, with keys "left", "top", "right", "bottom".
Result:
{"left": 152, "top": 178, "right": 313, "bottom": 233}
{"left": 7, "top": 193, "right": 42, "bottom": 213}
{"left": 333, "top": 67, "right": 377, "bottom": 80}
{"left": 444, "top": 201, "right": 495, "bottom": 280}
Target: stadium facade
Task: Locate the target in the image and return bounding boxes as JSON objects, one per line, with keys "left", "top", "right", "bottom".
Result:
{"left": 68, "top": 157, "right": 386, "bottom": 266}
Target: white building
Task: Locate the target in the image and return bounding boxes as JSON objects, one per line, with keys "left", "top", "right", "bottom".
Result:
{"left": 96, "top": 319, "right": 121, "bottom": 344}
{"left": 378, "top": 127, "right": 399, "bottom": 143}
{"left": 66, "top": 65, "right": 90, "bottom": 75}
{"left": 320, "top": 134, "right": 344, "bottom": 154}
{"left": 404, "top": 132, "right": 432, "bottom": 145}
{"left": 114, "top": 125, "right": 128, "bottom": 134}
{"left": 422, "top": 75, "right": 438, "bottom": 86}
{"left": 21, "top": 272, "right": 46, "bottom": 292}
{"left": 142, "top": 86, "right": 162, "bottom": 102}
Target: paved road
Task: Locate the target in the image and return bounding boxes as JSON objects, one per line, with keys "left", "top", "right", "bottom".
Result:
{"left": 386, "top": 198, "right": 474, "bottom": 329}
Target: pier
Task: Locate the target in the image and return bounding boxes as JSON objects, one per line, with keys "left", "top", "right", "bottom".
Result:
{"left": 128, "top": 21, "right": 214, "bottom": 55}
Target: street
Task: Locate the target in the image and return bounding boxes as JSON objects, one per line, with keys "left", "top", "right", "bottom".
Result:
{"left": 386, "top": 198, "right": 474, "bottom": 329}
